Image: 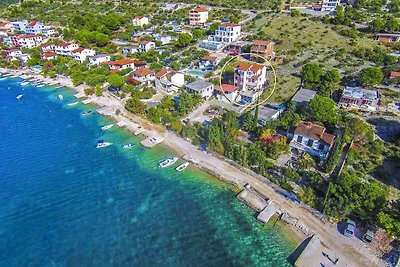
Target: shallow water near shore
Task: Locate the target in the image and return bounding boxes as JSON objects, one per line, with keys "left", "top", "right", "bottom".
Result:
{"left": 0, "top": 78, "right": 296, "bottom": 266}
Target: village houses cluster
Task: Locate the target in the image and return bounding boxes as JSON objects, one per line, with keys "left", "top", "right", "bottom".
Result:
{"left": 0, "top": 2, "right": 395, "bottom": 163}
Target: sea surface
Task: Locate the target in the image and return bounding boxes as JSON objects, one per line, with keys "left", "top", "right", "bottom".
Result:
{"left": 0, "top": 77, "right": 295, "bottom": 266}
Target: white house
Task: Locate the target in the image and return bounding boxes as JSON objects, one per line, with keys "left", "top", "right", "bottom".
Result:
{"left": 41, "top": 43, "right": 55, "bottom": 52}
{"left": 132, "top": 16, "right": 149, "bottom": 27}
{"left": 87, "top": 54, "right": 111, "bottom": 66}
{"left": 288, "top": 121, "right": 335, "bottom": 160}
{"left": 139, "top": 40, "right": 155, "bottom": 52}
{"left": 54, "top": 42, "right": 79, "bottom": 56}
{"left": 216, "top": 84, "right": 239, "bottom": 103}
{"left": 15, "top": 53, "right": 30, "bottom": 66}
{"left": 41, "top": 52, "right": 56, "bottom": 60}
{"left": 154, "top": 34, "right": 173, "bottom": 45}
{"left": 208, "top": 23, "right": 241, "bottom": 44}
{"left": 4, "top": 34, "right": 44, "bottom": 48}
{"left": 71, "top": 47, "right": 96, "bottom": 63}
{"left": 3, "top": 49, "right": 22, "bottom": 60}
{"left": 155, "top": 67, "right": 185, "bottom": 93}
{"left": 130, "top": 67, "right": 155, "bottom": 85}
{"left": 11, "top": 20, "right": 27, "bottom": 32}
{"left": 199, "top": 55, "right": 220, "bottom": 71}
{"left": 122, "top": 46, "right": 139, "bottom": 55}
{"left": 186, "top": 80, "right": 214, "bottom": 99}
{"left": 26, "top": 21, "right": 45, "bottom": 34}
{"left": 321, "top": 0, "right": 341, "bottom": 11}
{"left": 106, "top": 58, "right": 135, "bottom": 72}
{"left": 189, "top": 7, "right": 208, "bottom": 26}
{"left": 42, "top": 27, "right": 56, "bottom": 36}
{"left": 234, "top": 61, "right": 267, "bottom": 91}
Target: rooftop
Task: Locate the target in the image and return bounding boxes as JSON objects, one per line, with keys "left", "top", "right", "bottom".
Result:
{"left": 294, "top": 121, "right": 335, "bottom": 146}
{"left": 342, "top": 86, "right": 379, "bottom": 101}
{"left": 291, "top": 88, "right": 317, "bottom": 104}
{"left": 191, "top": 7, "right": 208, "bottom": 12}
{"left": 106, "top": 58, "right": 134, "bottom": 66}
{"left": 132, "top": 68, "right": 154, "bottom": 77}
{"left": 201, "top": 55, "right": 218, "bottom": 61}
{"left": 72, "top": 47, "right": 85, "bottom": 53}
{"left": 186, "top": 80, "right": 213, "bottom": 91}
{"left": 220, "top": 22, "right": 240, "bottom": 27}
{"left": 89, "top": 54, "right": 109, "bottom": 59}
{"left": 235, "top": 61, "right": 264, "bottom": 72}
{"left": 217, "top": 84, "right": 238, "bottom": 93}
{"left": 252, "top": 40, "right": 273, "bottom": 46}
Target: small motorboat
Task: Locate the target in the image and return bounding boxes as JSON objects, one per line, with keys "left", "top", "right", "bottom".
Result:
{"left": 158, "top": 157, "right": 178, "bottom": 168}
{"left": 101, "top": 124, "right": 114, "bottom": 131}
{"left": 0, "top": 77, "right": 7, "bottom": 80}
{"left": 58, "top": 94, "right": 64, "bottom": 100}
{"left": 123, "top": 143, "right": 136, "bottom": 149}
{"left": 67, "top": 101, "right": 79, "bottom": 106}
{"left": 36, "top": 84, "right": 45, "bottom": 88}
{"left": 96, "top": 140, "right": 112, "bottom": 148}
{"left": 20, "top": 81, "right": 29, "bottom": 86}
{"left": 16, "top": 94, "right": 23, "bottom": 100}
{"left": 176, "top": 162, "right": 189, "bottom": 172}
{"left": 81, "top": 111, "right": 92, "bottom": 116}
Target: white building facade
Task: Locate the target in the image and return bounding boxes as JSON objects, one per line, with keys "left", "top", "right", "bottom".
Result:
{"left": 321, "top": 0, "right": 341, "bottom": 11}
{"left": 208, "top": 23, "right": 241, "bottom": 44}
{"left": 189, "top": 7, "right": 208, "bottom": 26}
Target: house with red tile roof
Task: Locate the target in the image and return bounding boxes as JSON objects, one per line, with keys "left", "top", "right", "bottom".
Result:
{"left": 386, "top": 71, "right": 400, "bottom": 79}
{"left": 138, "top": 40, "right": 155, "bottom": 52}
{"left": 3, "top": 34, "right": 44, "bottom": 48}
{"left": 251, "top": 40, "right": 275, "bottom": 60}
{"left": 132, "top": 16, "right": 149, "bottom": 27}
{"left": 26, "top": 21, "right": 44, "bottom": 35}
{"left": 288, "top": 121, "right": 335, "bottom": 160}
{"left": 54, "top": 42, "right": 79, "bottom": 56}
{"left": 71, "top": 47, "right": 96, "bottom": 63}
{"left": 216, "top": 84, "right": 239, "bottom": 103}
{"left": 208, "top": 22, "right": 241, "bottom": 44}
{"left": 375, "top": 33, "right": 400, "bottom": 43}
{"left": 3, "top": 49, "right": 22, "bottom": 60}
{"left": 131, "top": 67, "right": 155, "bottom": 85}
{"left": 233, "top": 61, "right": 267, "bottom": 103}
{"left": 199, "top": 55, "right": 220, "bottom": 70}
{"left": 189, "top": 7, "right": 208, "bottom": 26}
{"left": 41, "top": 52, "right": 56, "bottom": 60}
{"left": 106, "top": 58, "right": 135, "bottom": 71}
{"left": 155, "top": 67, "right": 185, "bottom": 93}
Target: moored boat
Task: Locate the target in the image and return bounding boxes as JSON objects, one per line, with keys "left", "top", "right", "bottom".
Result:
{"left": 67, "top": 101, "right": 79, "bottom": 106}
{"left": 123, "top": 143, "right": 136, "bottom": 149}
{"left": 101, "top": 124, "right": 114, "bottom": 131}
{"left": 0, "top": 77, "right": 7, "bottom": 80}
{"left": 36, "top": 84, "right": 44, "bottom": 88}
{"left": 96, "top": 140, "right": 112, "bottom": 148}
{"left": 58, "top": 94, "right": 64, "bottom": 100}
{"left": 81, "top": 110, "right": 92, "bottom": 116}
{"left": 158, "top": 157, "right": 178, "bottom": 168}
{"left": 20, "top": 81, "right": 29, "bottom": 86}
{"left": 16, "top": 94, "right": 23, "bottom": 100}
{"left": 176, "top": 162, "right": 189, "bottom": 172}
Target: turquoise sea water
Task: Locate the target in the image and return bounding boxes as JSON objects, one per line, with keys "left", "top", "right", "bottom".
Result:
{"left": 0, "top": 78, "right": 295, "bottom": 266}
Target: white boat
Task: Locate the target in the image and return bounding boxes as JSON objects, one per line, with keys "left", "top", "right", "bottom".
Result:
{"left": 81, "top": 110, "right": 92, "bottom": 116}
{"left": 67, "top": 101, "right": 79, "bottom": 106}
{"left": 123, "top": 143, "right": 136, "bottom": 149}
{"left": 101, "top": 124, "right": 114, "bottom": 131}
{"left": 36, "top": 84, "right": 45, "bottom": 88}
{"left": 176, "top": 162, "right": 189, "bottom": 172}
{"left": 16, "top": 94, "right": 23, "bottom": 100}
{"left": 96, "top": 140, "right": 112, "bottom": 148}
{"left": 58, "top": 94, "right": 64, "bottom": 100}
{"left": 158, "top": 157, "right": 178, "bottom": 168}
{"left": 20, "top": 81, "right": 29, "bottom": 86}
{"left": 0, "top": 77, "right": 7, "bottom": 80}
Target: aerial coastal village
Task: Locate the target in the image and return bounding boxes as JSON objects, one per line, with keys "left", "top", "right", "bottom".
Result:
{"left": 0, "top": 0, "right": 399, "bottom": 266}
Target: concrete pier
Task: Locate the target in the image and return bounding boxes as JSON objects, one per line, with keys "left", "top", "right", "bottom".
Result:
{"left": 257, "top": 200, "right": 280, "bottom": 223}
{"left": 141, "top": 135, "right": 164, "bottom": 148}
{"left": 237, "top": 188, "right": 268, "bottom": 212}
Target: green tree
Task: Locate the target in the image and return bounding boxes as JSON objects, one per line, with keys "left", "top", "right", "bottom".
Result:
{"left": 369, "top": 18, "right": 385, "bottom": 32}
{"left": 359, "top": 67, "right": 384, "bottom": 86}
{"left": 125, "top": 97, "right": 146, "bottom": 114}
{"left": 302, "top": 95, "right": 338, "bottom": 125}
{"left": 170, "top": 119, "right": 183, "bottom": 133}
{"left": 301, "top": 63, "right": 324, "bottom": 86}
{"left": 192, "top": 28, "right": 205, "bottom": 39}
{"left": 177, "top": 33, "right": 193, "bottom": 47}
{"left": 107, "top": 74, "right": 125, "bottom": 89}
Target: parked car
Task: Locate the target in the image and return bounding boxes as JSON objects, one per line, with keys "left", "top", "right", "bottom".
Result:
{"left": 344, "top": 219, "right": 356, "bottom": 237}
{"left": 363, "top": 225, "right": 376, "bottom": 243}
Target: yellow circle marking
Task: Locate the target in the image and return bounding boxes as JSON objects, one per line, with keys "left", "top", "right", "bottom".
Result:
{"left": 218, "top": 52, "right": 277, "bottom": 109}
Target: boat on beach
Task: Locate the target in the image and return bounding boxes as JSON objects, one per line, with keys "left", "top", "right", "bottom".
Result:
{"left": 67, "top": 101, "right": 79, "bottom": 106}
{"left": 158, "top": 157, "right": 178, "bottom": 168}
{"left": 96, "top": 140, "right": 112, "bottom": 148}
{"left": 101, "top": 124, "right": 114, "bottom": 131}
{"left": 81, "top": 110, "right": 92, "bottom": 116}
{"left": 176, "top": 162, "right": 189, "bottom": 172}
{"left": 123, "top": 143, "right": 136, "bottom": 149}
{"left": 16, "top": 94, "right": 23, "bottom": 100}
{"left": 58, "top": 94, "right": 64, "bottom": 100}
{"left": 20, "top": 81, "right": 29, "bottom": 86}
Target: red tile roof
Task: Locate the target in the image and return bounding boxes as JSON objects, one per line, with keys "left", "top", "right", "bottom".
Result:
{"left": 191, "top": 7, "right": 208, "bottom": 12}
{"left": 139, "top": 40, "right": 150, "bottom": 45}
{"left": 252, "top": 40, "right": 272, "bottom": 46}
{"left": 43, "top": 52, "right": 56, "bottom": 57}
{"left": 72, "top": 47, "right": 85, "bottom": 53}
{"left": 202, "top": 55, "right": 217, "bottom": 61}
{"left": 132, "top": 67, "right": 154, "bottom": 77}
{"left": 106, "top": 58, "right": 134, "bottom": 66}
{"left": 235, "top": 61, "right": 264, "bottom": 72}
{"left": 220, "top": 22, "right": 240, "bottom": 27}
{"left": 217, "top": 84, "right": 237, "bottom": 93}
{"left": 56, "top": 42, "right": 73, "bottom": 47}
{"left": 27, "top": 21, "right": 38, "bottom": 27}
{"left": 294, "top": 121, "right": 335, "bottom": 146}
{"left": 134, "top": 16, "right": 145, "bottom": 20}
{"left": 19, "top": 34, "right": 40, "bottom": 39}
{"left": 134, "top": 61, "right": 146, "bottom": 66}
{"left": 387, "top": 71, "right": 400, "bottom": 78}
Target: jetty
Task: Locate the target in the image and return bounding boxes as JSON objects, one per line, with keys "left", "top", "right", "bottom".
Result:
{"left": 257, "top": 200, "right": 280, "bottom": 223}
{"left": 82, "top": 99, "right": 94, "bottom": 105}
{"left": 74, "top": 92, "right": 86, "bottom": 99}
{"left": 237, "top": 187, "right": 268, "bottom": 212}
{"left": 141, "top": 135, "right": 164, "bottom": 148}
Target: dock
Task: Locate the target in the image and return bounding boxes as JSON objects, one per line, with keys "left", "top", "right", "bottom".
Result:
{"left": 140, "top": 135, "right": 164, "bottom": 148}
{"left": 257, "top": 200, "right": 280, "bottom": 223}
{"left": 82, "top": 99, "right": 94, "bottom": 105}
{"left": 237, "top": 188, "right": 268, "bottom": 212}
{"left": 74, "top": 92, "right": 86, "bottom": 99}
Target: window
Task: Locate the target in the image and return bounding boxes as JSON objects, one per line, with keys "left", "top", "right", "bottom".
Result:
{"left": 297, "top": 136, "right": 303, "bottom": 142}
{"left": 318, "top": 143, "right": 324, "bottom": 150}
{"left": 307, "top": 139, "right": 314, "bottom": 147}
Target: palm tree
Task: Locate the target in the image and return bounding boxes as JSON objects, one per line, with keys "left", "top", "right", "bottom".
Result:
{"left": 297, "top": 153, "right": 315, "bottom": 170}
